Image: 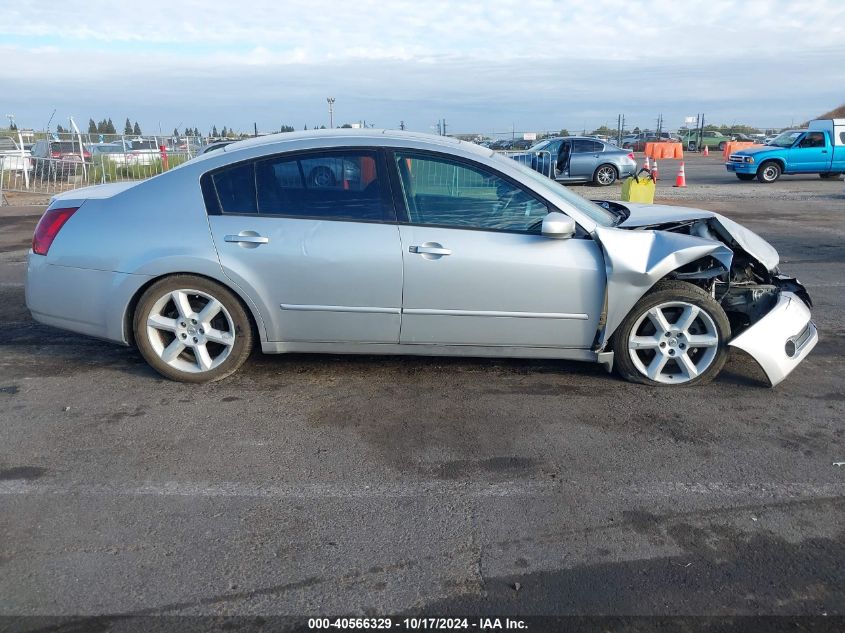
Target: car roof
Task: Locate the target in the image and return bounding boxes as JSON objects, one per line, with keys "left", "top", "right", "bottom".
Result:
{"left": 183, "top": 128, "right": 492, "bottom": 166}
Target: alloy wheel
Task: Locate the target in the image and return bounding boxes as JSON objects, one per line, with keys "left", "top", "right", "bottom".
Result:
{"left": 627, "top": 301, "right": 720, "bottom": 384}
{"left": 145, "top": 289, "right": 236, "bottom": 373}
{"left": 596, "top": 166, "right": 616, "bottom": 185}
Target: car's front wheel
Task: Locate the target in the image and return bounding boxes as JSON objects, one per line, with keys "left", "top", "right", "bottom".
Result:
{"left": 133, "top": 275, "right": 254, "bottom": 383}
{"left": 593, "top": 164, "right": 618, "bottom": 186}
{"left": 756, "top": 161, "right": 781, "bottom": 183}
{"left": 612, "top": 280, "right": 730, "bottom": 386}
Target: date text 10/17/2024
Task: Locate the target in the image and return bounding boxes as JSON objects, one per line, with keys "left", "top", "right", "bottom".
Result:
{"left": 308, "top": 618, "right": 528, "bottom": 630}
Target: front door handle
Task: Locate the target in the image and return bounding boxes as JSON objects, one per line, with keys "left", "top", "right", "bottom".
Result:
{"left": 410, "top": 245, "right": 451, "bottom": 256}
{"left": 224, "top": 234, "right": 269, "bottom": 244}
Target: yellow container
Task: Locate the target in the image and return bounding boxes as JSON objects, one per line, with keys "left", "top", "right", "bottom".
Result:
{"left": 621, "top": 172, "right": 656, "bottom": 204}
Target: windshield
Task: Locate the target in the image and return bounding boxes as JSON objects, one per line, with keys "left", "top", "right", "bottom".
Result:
{"left": 492, "top": 153, "right": 617, "bottom": 227}
{"left": 768, "top": 131, "right": 803, "bottom": 147}
{"left": 528, "top": 139, "right": 552, "bottom": 152}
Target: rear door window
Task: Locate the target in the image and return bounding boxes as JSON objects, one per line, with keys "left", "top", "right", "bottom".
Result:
{"left": 205, "top": 150, "right": 389, "bottom": 221}
{"left": 573, "top": 140, "right": 602, "bottom": 153}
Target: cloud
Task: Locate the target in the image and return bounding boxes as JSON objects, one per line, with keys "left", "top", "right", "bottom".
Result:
{"left": 2, "top": 0, "right": 844, "bottom": 132}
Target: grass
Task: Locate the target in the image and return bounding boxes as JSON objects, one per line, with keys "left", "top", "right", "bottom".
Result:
{"left": 90, "top": 154, "right": 191, "bottom": 184}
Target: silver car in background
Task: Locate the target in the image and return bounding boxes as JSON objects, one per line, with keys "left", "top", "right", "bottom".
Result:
{"left": 25, "top": 130, "right": 816, "bottom": 386}
{"left": 508, "top": 136, "right": 637, "bottom": 186}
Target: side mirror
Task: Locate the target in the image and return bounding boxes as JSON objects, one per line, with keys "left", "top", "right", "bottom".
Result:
{"left": 541, "top": 211, "right": 576, "bottom": 239}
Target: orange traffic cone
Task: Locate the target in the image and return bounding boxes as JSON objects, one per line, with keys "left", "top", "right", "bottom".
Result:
{"left": 652, "top": 160, "right": 659, "bottom": 182}
{"left": 674, "top": 162, "right": 687, "bottom": 187}
{"left": 702, "top": 145, "right": 709, "bottom": 156}
{"left": 643, "top": 155, "right": 650, "bottom": 171}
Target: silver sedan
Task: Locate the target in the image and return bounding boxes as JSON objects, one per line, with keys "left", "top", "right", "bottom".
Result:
{"left": 510, "top": 136, "right": 637, "bottom": 186}
{"left": 26, "top": 130, "right": 816, "bottom": 386}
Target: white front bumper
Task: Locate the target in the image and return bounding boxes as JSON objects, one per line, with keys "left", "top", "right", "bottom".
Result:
{"left": 729, "top": 291, "right": 818, "bottom": 387}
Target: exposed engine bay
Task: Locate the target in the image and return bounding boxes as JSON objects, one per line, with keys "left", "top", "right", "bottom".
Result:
{"left": 596, "top": 200, "right": 812, "bottom": 338}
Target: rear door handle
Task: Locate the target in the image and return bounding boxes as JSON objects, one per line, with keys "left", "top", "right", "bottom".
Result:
{"left": 410, "top": 245, "right": 451, "bottom": 256}
{"left": 224, "top": 234, "right": 269, "bottom": 244}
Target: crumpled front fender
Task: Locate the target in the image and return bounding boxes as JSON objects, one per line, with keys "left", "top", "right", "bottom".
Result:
{"left": 595, "top": 226, "right": 733, "bottom": 344}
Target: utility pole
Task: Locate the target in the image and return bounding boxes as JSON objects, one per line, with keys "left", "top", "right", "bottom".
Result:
{"left": 326, "top": 97, "right": 335, "bottom": 128}
{"left": 441, "top": 118, "right": 447, "bottom": 137}
{"left": 400, "top": 120, "right": 405, "bottom": 131}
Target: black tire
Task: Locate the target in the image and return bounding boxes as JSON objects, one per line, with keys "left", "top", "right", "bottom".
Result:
{"left": 736, "top": 173, "right": 755, "bottom": 181}
{"left": 687, "top": 142, "right": 697, "bottom": 151}
{"left": 309, "top": 166, "right": 336, "bottom": 187}
{"left": 592, "top": 164, "right": 618, "bottom": 186}
{"left": 612, "top": 280, "right": 731, "bottom": 387}
{"left": 133, "top": 275, "right": 254, "bottom": 383}
{"left": 756, "top": 161, "right": 781, "bottom": 183}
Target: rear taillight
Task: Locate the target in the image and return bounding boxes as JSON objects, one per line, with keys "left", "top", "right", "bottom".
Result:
{"left": 627, "top": 152, "right": 635, "bottom": 160}
{"left": 51, "top": 151, "right": 62, "bottom": 158}
{"left": 32, "top": 207, "right": 78, "bottom": 255}
{"left": 83, "top": 151, "right": 91, "bottom": 158}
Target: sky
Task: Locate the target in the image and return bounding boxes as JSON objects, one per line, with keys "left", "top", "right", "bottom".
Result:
{"left": 1, "top": 0, "right": 844, "bottom": 136}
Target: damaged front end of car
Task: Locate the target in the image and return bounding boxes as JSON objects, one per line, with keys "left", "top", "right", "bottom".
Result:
{"left": 594, "top": 203, "right": 818, "bottom": 386}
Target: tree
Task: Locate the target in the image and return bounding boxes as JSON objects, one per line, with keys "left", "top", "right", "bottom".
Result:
{"left": 133, "top": 121, "right": 141, "bottom": 135}
{"left": 9, "top": 122, "right": 17, "bottom": 131}
{"left": 124, "top": 118, "right": 133, "bottom": 135}
{"left": 590, "top": 125, "right": 615, "bottom": 136}
{"left": 558, "top": 128, "right": 570, "bottom": 137}
{"left": 106, "top": 118, "right": 116, "bottom": 134}
{"left": 88, "top": 119, "right": 97, "bottom": 134}
{"left": 193, "top": 127, "right": 200, "bottom": 137}
{"left": 221, "top": 126, "right": 228, "bottom": 137}
{"left": 56, "top": 124, "right": 66, "bottom": 133}
{"left": 173, "top": 127, "right": 179, "bottom": 137}
{"left": 211, "top": 125, "right": 218, "bottom": 137}
{"left": 279, "top": 125, "right": 294, "bottom": 133}
{"left": 633, "top": 126, "right": 641, "bottom": 135}
{"left": 304, "top": 124, "right": 308, "bottom": 130}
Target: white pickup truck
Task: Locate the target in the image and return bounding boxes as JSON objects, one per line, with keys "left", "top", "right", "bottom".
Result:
{"left": 0, "top": 136, "right": 32, "bottom": 172}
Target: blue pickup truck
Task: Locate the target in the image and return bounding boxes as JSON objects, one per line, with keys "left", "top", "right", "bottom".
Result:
{"left": 726, "top": 119, "right": 845, "bottom": 183}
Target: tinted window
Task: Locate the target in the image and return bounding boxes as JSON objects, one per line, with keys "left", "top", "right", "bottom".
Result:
{"left": 51, "top": 142, "right": 83, "bottom": 153}
{"left": 573, "top": 140, "right": 602, "bottom": 153}
{"left": 212, "top": 162, "right": 257, "bottom": 214}
{"left": 394, "top": 152, "right": 548, "bottom": 232}
{"left": 208, "top": 150, "right": 386, "bottom": 220}
{"left": 255, "top": 151, "right": 385, "bottom": 220}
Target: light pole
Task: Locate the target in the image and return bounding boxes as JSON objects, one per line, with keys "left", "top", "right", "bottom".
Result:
{"left": 327, "top": 97, "right": 335, "bottom": 128}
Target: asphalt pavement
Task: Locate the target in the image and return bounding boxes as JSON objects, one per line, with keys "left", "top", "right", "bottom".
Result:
{"left": 0, "top": 168, "right": 843, "bottom": 626}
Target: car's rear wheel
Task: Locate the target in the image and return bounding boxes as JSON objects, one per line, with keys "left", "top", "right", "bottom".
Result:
{"left": 612, "top": 280, "right": 730, "bottom": 386}
{"left": 593, "top": 164, "right": 618, "bottom": 186}
{"left": 133, "top": 275, "right": 253, "bottom": 383}
{"left": 736, "top": 173, "right": 755, "bottom": 181}
{"left": 756, "top": 161, "right": 781, "bottom": 183}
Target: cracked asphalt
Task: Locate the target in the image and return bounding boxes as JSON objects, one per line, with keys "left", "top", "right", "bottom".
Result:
{"left": 0, "top": 162, "right": 843, "bottom": 622}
